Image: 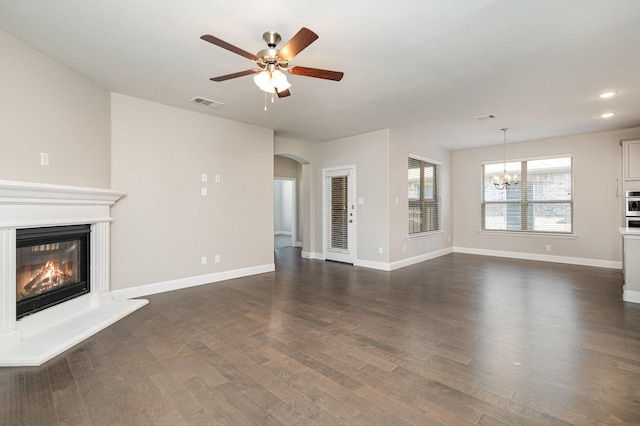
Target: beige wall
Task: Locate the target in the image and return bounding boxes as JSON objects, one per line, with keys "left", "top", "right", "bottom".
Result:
{"left": 312, "top": 129, "right": 453, "bottom": 266}
{"left": 452, "top": 127, "right": 640, "bottom": 263}
{"left": 312, "top": 130, "right": 390, "bottom": 262}
{"left": 110, "top": 93, "right": 274, "bottom": 290}
{"left": 274, "top": 136, "right": 312, "bottom": 164}
{"left": 4, "top": 25, "right": 634, "bottom": 288}
{"left": 388, "top": 129, "right": 453, "bottom": 262}
{"left": 0, "top": 29, "right": 110, "bottom": 187}
{"left": 274, "top": 156, "right": 299, "bottom": 178}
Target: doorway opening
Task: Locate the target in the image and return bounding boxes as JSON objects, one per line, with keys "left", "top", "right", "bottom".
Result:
{"left": 274, "top": 178, "right": 296, "bottom": 249}
{"left": 323, "top": 166, "right": 356, "bottom": 264}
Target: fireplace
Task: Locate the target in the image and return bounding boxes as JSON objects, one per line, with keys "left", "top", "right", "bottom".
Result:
{"left": 16, "top": 225, "right": 90, "bottom": 319}
{"left": 0, "top": 180, "right": 148, "bottom": 366}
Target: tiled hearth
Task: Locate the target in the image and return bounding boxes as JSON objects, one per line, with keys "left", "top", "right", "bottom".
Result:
{"left": 0, "top": 180, "right": 147, "bottom": 366}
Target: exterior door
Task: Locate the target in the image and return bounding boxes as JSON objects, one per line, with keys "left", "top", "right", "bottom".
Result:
{"left": 324, "top": 167, "right": 355, "bottom": 263}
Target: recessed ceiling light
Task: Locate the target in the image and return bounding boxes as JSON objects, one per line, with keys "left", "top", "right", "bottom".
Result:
{"left": 601, "top": 112, "right": 615, "bottom": 118}
{"left": 599, "top": 91, "right": 617, "bottom": 99}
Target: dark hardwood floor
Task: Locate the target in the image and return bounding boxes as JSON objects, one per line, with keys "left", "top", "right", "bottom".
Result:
{"left": 2, "top": 249, "right": 640, "bottom": 425}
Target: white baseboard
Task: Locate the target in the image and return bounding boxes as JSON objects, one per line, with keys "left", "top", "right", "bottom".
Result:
{"left": 301, "top": 245, "right": 619, "bottom": 273}
{"left": 453, "top": 246, "right": 622, "bottom": 269}
{"left": 354, "top": 259, "right": 391, "bottom": 271}
{"left": 623, "top": 290, "right": 640, "bottom": 304}
{"left": 111, "top": 263, "right": 275, "bottom": 300}
{"left": 353, "top": 248, "right": 453, "bottom": 271}
{"left": 301, "top": 251, "right": 324, "bottom": 260}
{"left": 389, "top": 247, "right": 454, "bottom": 271}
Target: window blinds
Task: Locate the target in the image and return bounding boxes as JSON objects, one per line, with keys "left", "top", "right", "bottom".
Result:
{"left": 408, "top": 156, "right": 441, "bottom": 234}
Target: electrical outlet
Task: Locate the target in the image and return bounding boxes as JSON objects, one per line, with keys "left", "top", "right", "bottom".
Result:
{"left": 378, "top": 247, "right": 383, "bottom": 254}
{"left": 214, "top": 254, "right": 221, "bottom": 263}
{"left": 545, "top": 245, "right": 551, "bottom": 252}
{"left": 40, "top": 152, "right": 49, "bottom": 166}
{"left": 201, "top": 256, "right": 207, "bottom": 265}
{"left": 201, "top": 187, "right": 207, "bottom": 196}
{"left": 215, "top": 175, "right": 221, "bottom": 183}
{"left": 201, "top": 173, "right": 208, "bottom": 182}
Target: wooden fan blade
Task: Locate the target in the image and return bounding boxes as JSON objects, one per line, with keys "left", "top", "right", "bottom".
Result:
{"left": 201, "top": 34, "right": 258, "bottom": 61}
{"left": 210, "top": 69, "right": 259, "bottom": 82}
{"left": 276, "top": 88, "right": 291, "bottom": 98}
{"left": 276, "top": 27, "right": 318, "bottom": 61}
{"left": 289, "top": 66, "right": 344, "bottom": 81}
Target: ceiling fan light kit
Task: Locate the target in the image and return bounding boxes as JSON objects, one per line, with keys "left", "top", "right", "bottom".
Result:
{"left": 253, "top": 69, "right": 291, "bottom": 93}
{"left": 200, "top": 27, "right": 343, "bottom": 110}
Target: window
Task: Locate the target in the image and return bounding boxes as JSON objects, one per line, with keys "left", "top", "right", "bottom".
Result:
{"left": 408, "top": 156, "right": 441, "bottom": 234}
{"left": 482, "top": 156, "right": 573, "bottom": 233}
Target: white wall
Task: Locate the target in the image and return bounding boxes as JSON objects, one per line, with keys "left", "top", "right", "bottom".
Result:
{"left": 110, "top": 93, "right": 274, "bottom": 290}
{"left": 452, "top": 127, "right": 640, "bottom": 265}
{"left": 0, "top": 28, "right": 110, "bottom": 187}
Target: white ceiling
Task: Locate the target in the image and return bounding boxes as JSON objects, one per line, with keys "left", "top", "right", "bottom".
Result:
{"left": 2, "top": 0, "right": 640, "bottom": 149}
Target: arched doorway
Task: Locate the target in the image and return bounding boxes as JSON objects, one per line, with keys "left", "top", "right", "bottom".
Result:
{"left": 274, "top": 153, "right": 309, "bottom": 255}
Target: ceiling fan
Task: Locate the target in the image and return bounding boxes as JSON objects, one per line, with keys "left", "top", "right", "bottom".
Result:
{"left": 200, "top": 27, "right": 344, "bottom": 99}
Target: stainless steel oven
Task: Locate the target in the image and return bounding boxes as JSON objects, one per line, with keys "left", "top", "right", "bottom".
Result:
{"left": 627, "top": 217, "right": 640, "bottom": 228}
{"left": 626, "top": 191, "right": 640, "bottom": 217}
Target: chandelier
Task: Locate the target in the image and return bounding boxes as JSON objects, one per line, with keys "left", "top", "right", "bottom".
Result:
{"left": 493, "top": 128, "right": 518, "bottom": 190}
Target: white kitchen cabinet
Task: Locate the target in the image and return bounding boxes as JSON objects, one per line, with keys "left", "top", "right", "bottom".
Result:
{"left": 621, "top": 228, "right": 640, "bottom": 304}
{"left": 622, "top": 139, "right": 640, "bottom": 181}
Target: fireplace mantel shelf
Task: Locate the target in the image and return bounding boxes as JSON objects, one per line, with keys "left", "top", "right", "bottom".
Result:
{"left": 0, "top": 179, "right": 125, "bottom": 206}
{"left": 0, "top": 180, "right": 146, "bottom": 366}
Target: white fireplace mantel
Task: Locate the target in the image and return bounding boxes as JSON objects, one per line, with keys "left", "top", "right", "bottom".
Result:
{"left": 0, "top": 180, "right": 147, "bottom": 366}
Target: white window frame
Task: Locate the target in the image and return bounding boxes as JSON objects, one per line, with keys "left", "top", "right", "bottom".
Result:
{"left": 481, "top": 154, "right": 574, "bottom": 235}
{"left": 408, "top": 154, "right": 442, "bottom": 237}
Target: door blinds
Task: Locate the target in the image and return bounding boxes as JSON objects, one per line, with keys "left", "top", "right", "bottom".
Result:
{"left": 328, "top": 175, "right": 349, "bottom": 250}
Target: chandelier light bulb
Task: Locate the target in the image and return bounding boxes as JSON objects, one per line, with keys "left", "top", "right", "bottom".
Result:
{"left": 493, "top": 128, "right": 519, "bottom": 190}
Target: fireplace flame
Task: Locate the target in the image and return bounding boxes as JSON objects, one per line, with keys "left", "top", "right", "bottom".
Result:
{"left": 19, "top": 260, "right": 73, "bottom": 301}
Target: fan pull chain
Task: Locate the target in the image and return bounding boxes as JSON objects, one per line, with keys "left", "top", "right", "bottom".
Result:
{"left": 264, "top": 91, "right": 267, "bottom": 112}
{"left": 271, "top": 93, "right": 275, "bottom": 104}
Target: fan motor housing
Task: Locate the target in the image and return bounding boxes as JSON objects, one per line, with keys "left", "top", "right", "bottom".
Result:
{"left": 257, "top": 48, "right": 279, "bottom": 61}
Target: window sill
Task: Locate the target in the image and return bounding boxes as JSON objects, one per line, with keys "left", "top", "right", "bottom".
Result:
{"left": 479, "top": 230, "right": 577, "bottom": 239}
{"left": 408, "top": 230, "right": 444, "bottom": 239}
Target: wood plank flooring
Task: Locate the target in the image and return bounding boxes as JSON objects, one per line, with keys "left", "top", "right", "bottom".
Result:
{"left": 2, "top": 250, "right": 640, "bottom": 425}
